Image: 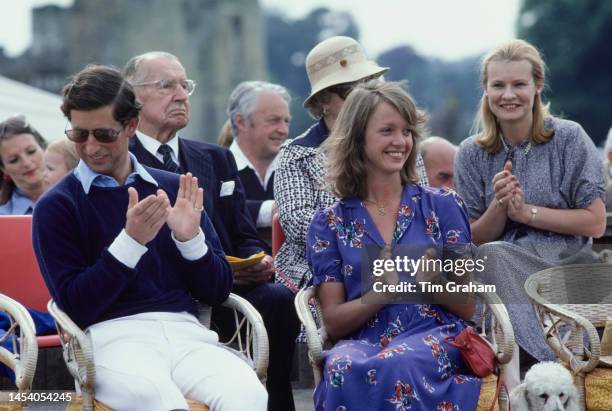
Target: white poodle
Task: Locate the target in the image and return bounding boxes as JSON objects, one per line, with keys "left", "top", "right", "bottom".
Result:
{"left": 510, "top": 361, "right": 579, "bottom": 411}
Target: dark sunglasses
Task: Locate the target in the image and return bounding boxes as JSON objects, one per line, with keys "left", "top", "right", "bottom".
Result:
{"left": 64, "top": 126, "right": 123, "bottom": 143}
{"left": 327, "top": 83, "right": 355, "bottom": 100}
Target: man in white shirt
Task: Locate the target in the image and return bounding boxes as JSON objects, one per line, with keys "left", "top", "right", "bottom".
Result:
{"left": 226, "top": 81, "right": 290, "bottom": 237}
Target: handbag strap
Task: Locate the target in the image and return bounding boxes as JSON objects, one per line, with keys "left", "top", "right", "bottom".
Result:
{"left": 489, "top": 373, "right": 510, "bottom": 411}
{"left": 444, "top": 335, "right": 464, "bottom": 348}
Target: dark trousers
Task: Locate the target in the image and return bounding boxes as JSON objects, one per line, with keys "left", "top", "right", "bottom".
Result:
{"left": 212, "top": 282, "right": 300, "bottom": 411}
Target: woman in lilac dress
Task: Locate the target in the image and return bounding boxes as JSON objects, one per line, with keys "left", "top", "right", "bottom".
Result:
{"left": 307, "top": 81, "right": 481, "bottom": 411}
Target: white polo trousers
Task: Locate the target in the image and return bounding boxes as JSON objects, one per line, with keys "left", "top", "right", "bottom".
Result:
{"left": 87, "top": 311, "right": 267, "bottom": 411}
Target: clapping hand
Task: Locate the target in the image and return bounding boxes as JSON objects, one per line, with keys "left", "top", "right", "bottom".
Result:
{"left": 507, "top": 182, "right": 528, "bottom": 223}
{"left": 166, "top": 173, "right": 205, "bottom": 242}
{"left": 492, "top": 160, "right": 520, "bottom": 208}
{"left": 125, "top": 187, "right": 170, "bottom": 245}
{"left": 495, "top": 161, "right": 530, "bottom": 224}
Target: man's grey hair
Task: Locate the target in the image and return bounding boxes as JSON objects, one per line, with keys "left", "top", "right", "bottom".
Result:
{"left": 419, "top": 136, "right": 457, "bottom": 161}
{"left": 226, "top": 81, "right": 290, "bottom": 138}
{"left": 123, "top": 51, "right": 181, "bottom": 86}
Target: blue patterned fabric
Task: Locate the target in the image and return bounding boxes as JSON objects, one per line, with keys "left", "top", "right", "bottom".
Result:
{"left": 306, "top": 184, "right": 481, "bottom": 411}
{"left": 0, "top": 309, "right": 56, "bottom": 380}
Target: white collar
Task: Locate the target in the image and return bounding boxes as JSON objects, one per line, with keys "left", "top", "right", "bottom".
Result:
{"left": 136, "top": 131, "right": 180, "bottom": 161}
{"left": 229, "top": 140, "right": 278, "bottom": 188}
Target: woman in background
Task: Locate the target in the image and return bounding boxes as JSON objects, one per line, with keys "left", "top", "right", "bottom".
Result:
{"left": 216, "top": 119, "right": 233, "bottom": 148}
{"left": 454, "top": 39, "right": 606, "bottom": 388}
{"left": 0, "top": 115, "right": 54, "bottom": 381}
{"left": 0, "top": 115, "right": 46, "bottom": 214}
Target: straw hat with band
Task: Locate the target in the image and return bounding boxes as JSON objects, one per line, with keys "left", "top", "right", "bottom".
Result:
{"left": 303, "top": 36, "right": 389, "bottom": 108}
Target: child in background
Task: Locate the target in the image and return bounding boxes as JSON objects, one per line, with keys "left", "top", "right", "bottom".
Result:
{"left": 43, "top": 139, "right": 79, "bottom": 189}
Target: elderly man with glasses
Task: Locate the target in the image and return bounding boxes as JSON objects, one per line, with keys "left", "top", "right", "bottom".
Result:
{"left": 124, "top": 52, "right": 300, "bottom": 411}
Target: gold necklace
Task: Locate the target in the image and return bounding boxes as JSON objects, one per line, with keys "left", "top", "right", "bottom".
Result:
{"left": 363, "top": 190, "right": 403, "bottom": 217}
{"left": 364, "top": 200, "right": 387, "bottom": 216}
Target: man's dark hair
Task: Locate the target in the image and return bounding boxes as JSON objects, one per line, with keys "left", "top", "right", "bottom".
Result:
{"left": 61, "top": 64, "right": 142, "bottom": 125}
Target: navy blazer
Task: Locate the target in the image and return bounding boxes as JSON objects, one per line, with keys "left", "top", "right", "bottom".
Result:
{"left": 129, "top": 136, "right": 269, "bottom": 257}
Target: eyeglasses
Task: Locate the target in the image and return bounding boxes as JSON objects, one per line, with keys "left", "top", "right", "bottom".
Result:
{"left": 64, "top": 126, "right": 123, "bottom": 143}
{"left": 327, "top": 83, "right": 355, "bottom": 100}
{"left": 132, "top": 78, "right": 196, "bottom": 96}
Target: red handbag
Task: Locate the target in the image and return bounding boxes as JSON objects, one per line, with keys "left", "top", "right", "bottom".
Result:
{"left": 445, "top": 326, "right": 496, "bottom": 377}
{"left": 445, "top": 327, "right": 509, "bottom": 411}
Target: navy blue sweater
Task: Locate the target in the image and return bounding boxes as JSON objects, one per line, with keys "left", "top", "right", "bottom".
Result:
{"left": 238, "top": 167, "right": 275, "bottom": 225}
{"left": 32, "top": 168, "right": 233, "bottom": 329}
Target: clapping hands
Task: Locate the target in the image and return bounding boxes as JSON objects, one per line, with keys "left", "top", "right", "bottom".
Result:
{"left": 167, "top": 173, "right": 205, "bottom": 242}
{"left": 125, "top": 173, "right": 204, "bottom": 245}
{"left": 492, "top": 160, "right": 529, "bottom": 224}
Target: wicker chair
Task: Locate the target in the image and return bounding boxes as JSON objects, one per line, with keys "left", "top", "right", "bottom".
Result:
{"left": 49, "top": 294, "right": 269, "bottom": 411}
{"left": 0, "top": 294, "right": 38, "bottom": 393}
{"left": 525, "top": 263, "right": 612, "bottom": 411}
{"left": 0, "top": 294, "right": 37, "bottom": 410}
{"left": 294, "top": 286, "right": 515, "bottom": 410}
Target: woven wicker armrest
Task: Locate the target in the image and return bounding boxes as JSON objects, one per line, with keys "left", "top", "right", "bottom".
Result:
{"left": 294, "top": 287, "right": 330, "bottom": 383}
{"left": 220, "top": 293, "right": 269, "bottom": 381}
{"left": 524, "top": 277, "right": 601, "bottom": 374}
{"left": 472, "top": 285, "right": 515, "bottom": 366}
{"left": 0, "top": 294, "right": 38, "bottom": 392}
{"left": 47, "top": 300, "right": 96, "bottom": 402}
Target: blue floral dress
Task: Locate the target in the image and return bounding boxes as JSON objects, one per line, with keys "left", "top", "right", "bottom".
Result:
{"left": 306, "top": 184, "right": 481, "bottom": 411}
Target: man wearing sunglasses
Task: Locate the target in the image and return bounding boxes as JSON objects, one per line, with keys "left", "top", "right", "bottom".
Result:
{"left": 32, "top": 64, "right": 266, "bottom": 410}
{"left": 124, "top": 52, "right": 299, "bottom": 411}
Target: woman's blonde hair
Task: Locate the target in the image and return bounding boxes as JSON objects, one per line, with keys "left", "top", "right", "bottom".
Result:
{"left": 46, "top": 139, "right": 79, "bottom": 171}
{"left": 216, "top": 119, "right": 233, "bottom": 148}
{"left": 324, "top": 80, "right": 426, "bottom": 199}
{"left": 475, "top": 39, "right": 553, "bottom": 153}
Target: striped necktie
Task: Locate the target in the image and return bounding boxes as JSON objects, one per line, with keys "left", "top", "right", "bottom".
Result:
{"left": 158, "top": 144, "right": 180, "bottom": 173}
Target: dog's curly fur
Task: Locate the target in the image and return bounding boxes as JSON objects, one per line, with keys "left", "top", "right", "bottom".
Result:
{"left": 509, "top": 362, "right": 579, "bottom": 411}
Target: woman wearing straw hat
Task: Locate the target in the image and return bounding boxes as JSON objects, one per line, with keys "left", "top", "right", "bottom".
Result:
{"left": 273, "top": 36, "right": 428, "bottom": 292}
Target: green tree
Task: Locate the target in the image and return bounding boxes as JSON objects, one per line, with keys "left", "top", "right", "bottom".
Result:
{"left": 378, "top": 47, "right": 481, "bottom": 142}
{"left": 518, "top": 0, "right": 612, "bottom": 145}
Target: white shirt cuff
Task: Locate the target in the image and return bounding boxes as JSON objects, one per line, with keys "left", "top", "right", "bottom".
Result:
{"left": 108, "top": 229, "right": 148, "bottom": 269}
{"left": 171, "top": 228, "right": 208, "bottom": 260}
{"left": 256, "top": 200, "right": 275, "bottom": 228}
